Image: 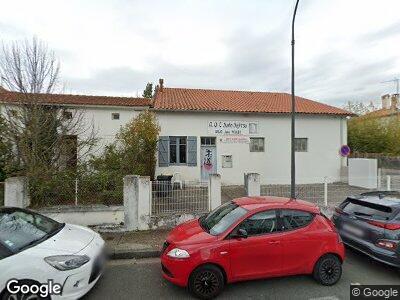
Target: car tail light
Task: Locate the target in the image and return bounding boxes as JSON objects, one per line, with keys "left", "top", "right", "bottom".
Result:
{"left": 376, "top": 239, "right": 398, "bottom": 251}
{"left": 367, "top": 220, "right": 400, "bottom": 230}
{"left": 384, "top": 223, "right": 400, "bottom": 230}
{"left": 367, "top": 220, "right": 386, "bottom": 228}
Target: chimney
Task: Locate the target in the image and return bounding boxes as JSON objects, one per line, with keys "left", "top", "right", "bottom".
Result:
{"left": 391, "top": 94, "right": 399, "bottom": 110}
{"left": 381, "top": 94, "right": 391, "bottom": 109}
{"left": 159, "top": 78, "right": 164, "bottom": 92}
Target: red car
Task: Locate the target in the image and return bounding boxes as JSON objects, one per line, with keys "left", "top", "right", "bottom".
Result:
{"left": 161, "top": 197, "right": 345, "bottom": 299}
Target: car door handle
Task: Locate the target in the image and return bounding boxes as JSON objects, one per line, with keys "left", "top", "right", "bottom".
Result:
{"left": 269, "top": 241, "right": 280, "bottom": 244}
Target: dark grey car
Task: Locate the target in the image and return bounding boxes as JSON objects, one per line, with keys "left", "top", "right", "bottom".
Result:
{"left": 332, "top": 191, "right": 400, "bottom": 268}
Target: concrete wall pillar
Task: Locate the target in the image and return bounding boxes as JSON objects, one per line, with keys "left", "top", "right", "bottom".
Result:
{"left": 124, "top": 175, "right": 138, "bottom": 231}
{"left": 5, "top": 177, "right": 30, "bottom": 208}
{"left": 137, "top": 176, "right": 151, "bottom": 230}
{"left": 123, "top": 175, "right": 151, "bottom": 231}
{"left": 208, "top": 174, "right": 221, "bottom": 211}
{"left": 245, "top": 173, "right": 260, "bottom": 197}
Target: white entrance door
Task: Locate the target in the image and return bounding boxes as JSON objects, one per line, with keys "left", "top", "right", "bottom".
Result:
{"left": 201, "top": 145, "right": 217, "bottom": 181}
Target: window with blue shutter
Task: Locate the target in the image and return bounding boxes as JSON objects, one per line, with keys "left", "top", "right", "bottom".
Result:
{"left": 159, "top": 136, "right": 197, "bottom": 167}
{"left": 187, "top": 136, "right": 197, "bottom": 166}
{"left": 158, "top": 136, "right": 169, "bottom": 167}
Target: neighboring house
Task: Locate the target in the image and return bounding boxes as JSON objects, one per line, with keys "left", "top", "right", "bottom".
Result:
{"left": 0, "top": 87, "right": 151, "bottom": 160}
{"left": 0, "top": 79, "right": 351, "bottom": 185}
{"left": 153, "top": 80, "right": 350, "bottom": 185}
{"left": 361, "top": 94, "right": 399, "bottom": 121}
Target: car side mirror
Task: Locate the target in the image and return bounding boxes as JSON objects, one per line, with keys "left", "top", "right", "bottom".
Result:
{"left": 235, "top": 228, "right": 248, "bottom": 239}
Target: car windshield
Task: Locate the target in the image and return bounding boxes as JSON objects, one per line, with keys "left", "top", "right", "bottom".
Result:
{"left": 200, "top": 202, "right": 247, "bottom": 236}
{"left": 0, "top": 209, "right": 64, "bottom": 253}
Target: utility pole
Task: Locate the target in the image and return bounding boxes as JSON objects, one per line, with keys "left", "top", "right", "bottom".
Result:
{"left": 381, "top": 77, "right": 400, "bottom": 94}
{"left": 291, "top": 0, "right": 300, "bottom": 199}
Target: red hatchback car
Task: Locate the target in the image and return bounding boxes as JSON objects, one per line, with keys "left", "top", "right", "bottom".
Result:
{"left": 161, "top": 197, "right": 345, "bottom": 299}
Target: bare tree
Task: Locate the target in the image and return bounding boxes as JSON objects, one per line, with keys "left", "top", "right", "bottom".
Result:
{"left": 343, "top": 100, "right": 378, "bottom": 116}
{"left": 0, "top": 38, "right": 96, "bottom": 205}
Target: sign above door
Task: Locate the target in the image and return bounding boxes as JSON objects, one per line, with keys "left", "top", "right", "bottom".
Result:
{"left": 207, "top": 121, "right": 258, "bottom": 136}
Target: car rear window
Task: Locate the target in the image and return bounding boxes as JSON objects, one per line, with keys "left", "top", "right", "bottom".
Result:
{"left": 341, "top": 198, "right": 393, "bottom": 221}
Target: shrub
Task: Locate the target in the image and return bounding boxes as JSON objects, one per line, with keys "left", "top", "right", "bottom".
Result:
{"left": 348, "top": 114, "right": 400, "bottom": 155}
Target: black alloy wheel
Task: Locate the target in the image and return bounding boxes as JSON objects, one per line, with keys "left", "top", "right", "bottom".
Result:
{"left": 313, "top": 254, "right": 342, "bottom": 286}
{"left": 189, "top": 265, "right": 224, "bottom": 299}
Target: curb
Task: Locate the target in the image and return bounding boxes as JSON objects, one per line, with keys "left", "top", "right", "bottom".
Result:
{"left": 109, "top": 249, "right": 161, "bottom": 260}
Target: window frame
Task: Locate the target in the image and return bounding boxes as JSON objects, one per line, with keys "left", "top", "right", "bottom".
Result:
{"left": 277, "top": 209, "right": 315, "bottom": 232}
{"left": 111, "top": 113, "right": 120, "bottom": 120}
{"left": 63, "top": 111, "right": 73, "bottom": 120}
{"left": 249, "top": 122, "right": 258, "bottom": 134}
{"left": 228, "top": 209, "right": 279, "bottom": 238}
{"left": 222, "top": 155, "right": 233, "bottom": 168}
{"left": 250, "top": 137, "right": 265, "bottom": 152}
{"left": 294, "top": 138, "right": 308, "bottom": 152}
{"left": 169, "top": 136, "right": 188, "bottom": 165}
{"left": 201, "top": 137, "right": 216, "bottom": 146}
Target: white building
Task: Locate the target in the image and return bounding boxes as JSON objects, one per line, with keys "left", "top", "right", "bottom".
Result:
{"left": 153, "top": 80, "right": 350, "bottom": 185}
{"left": 0, "top": 81, "right": 351, "bottom": 185}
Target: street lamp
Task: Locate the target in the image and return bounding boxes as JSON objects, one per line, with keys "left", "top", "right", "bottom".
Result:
{"left": 291, "top": 0, "right": 300, "bottom": 199}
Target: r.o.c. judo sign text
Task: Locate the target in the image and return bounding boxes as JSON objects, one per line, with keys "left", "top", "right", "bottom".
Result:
{"left": 207, "top": 121, "right": 258, "bottom": 135}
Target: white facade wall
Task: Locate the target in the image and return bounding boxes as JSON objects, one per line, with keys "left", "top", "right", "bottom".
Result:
{"left": 68, "top": 106, "right": 144, "bottom": 157}
{"left": 155, "top": 111, "right": 347, "bottom": 185}
{"left": 1, "top": 102, "right": 348, "bottom": 185}
{"left": 0, "top": 103, "right": 145, "bottom": 158}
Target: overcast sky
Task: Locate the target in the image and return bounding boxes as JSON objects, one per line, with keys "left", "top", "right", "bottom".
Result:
{"left": 1, "top": 0, "right": 399, "bottom": 107}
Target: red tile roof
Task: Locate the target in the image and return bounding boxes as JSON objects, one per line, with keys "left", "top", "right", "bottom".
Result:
{"left": 0, "top": 89, "right": 151, "bottom": 107}
{"left": 362, "top": 108, "right": 400, "bottom": 119}
{"left": 154, "top": 87, "right": 351, "bottom": 115}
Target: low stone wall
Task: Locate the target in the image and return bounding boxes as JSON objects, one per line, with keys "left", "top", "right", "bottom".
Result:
{"left": 149, "top": 213, "right": 203, "bottom": 229}
{"left": 37, "top": 205, "right": 124, "bottom": 226}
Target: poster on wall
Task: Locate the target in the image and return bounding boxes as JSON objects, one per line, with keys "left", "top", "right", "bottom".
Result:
{"left": 219, "top": 136, "right": 250, "bottom": 144}
{"left": 201, "top": 146, "right": 217, "bottom": 181}
{"left": 207, "top": 121, "right": 258, "bottom": 135}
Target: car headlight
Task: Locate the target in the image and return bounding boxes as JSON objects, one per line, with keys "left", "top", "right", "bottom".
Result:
{"left": 44, "top": 255, "right": 90, "bottom": 271}
{"left": 167, "top": 248, "right": 190, "bottom": 258}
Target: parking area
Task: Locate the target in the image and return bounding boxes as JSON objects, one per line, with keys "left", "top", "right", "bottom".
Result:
{"left": 85, "top": 247, "right": 399, "bottom": 300}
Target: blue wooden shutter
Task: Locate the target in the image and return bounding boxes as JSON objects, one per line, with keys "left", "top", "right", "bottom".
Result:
{"left": 187, "top": 136, "right": 197, "bottom": 166}
{"left": 158, "top": 136, "right": 169, "bottom": 167}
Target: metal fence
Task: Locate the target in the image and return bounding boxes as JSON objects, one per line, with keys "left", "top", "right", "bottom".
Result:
{"left": 260, "top": 175, "right": 400, "bottom": 208}
{"left": 29, "top": 176, "right": 123, "bottom": 208}
{"left": 151, "top": 180, "right": 208, "bottom": 215}
{"left": 261, "top": 182, "right": 371, "bottom": 207}
{"left": 0, "top": 182, "right": 4, "bottom": 206}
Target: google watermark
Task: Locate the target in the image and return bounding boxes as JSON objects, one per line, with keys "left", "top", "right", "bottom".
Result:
{"left": 351, "top": 285, "right": 400, "bottom": 299}
{"left": 6, "top": 279, "right": 62, "bottom": 298}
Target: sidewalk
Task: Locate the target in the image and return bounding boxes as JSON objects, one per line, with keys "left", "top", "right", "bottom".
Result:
{"left": 101, "top": 229, "right": 169, "bottom": 260}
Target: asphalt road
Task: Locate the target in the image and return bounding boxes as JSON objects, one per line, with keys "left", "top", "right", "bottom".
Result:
{"left": 84, "top": 247, "right": 399, "bottom": 300}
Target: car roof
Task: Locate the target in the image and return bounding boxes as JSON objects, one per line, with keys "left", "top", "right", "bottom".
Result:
{"left": 350, "top": 191, "right": 400, "bottom": 208}
{"left": 232, "top": 196, "right": 320, "bottom": 214}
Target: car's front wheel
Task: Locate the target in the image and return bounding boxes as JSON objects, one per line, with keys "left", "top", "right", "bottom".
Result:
{"left": 313, "top": 254, "right": 342, "bottom": 286}
{"left": 188, "top": 264, "right": 225, "bottom": 299}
